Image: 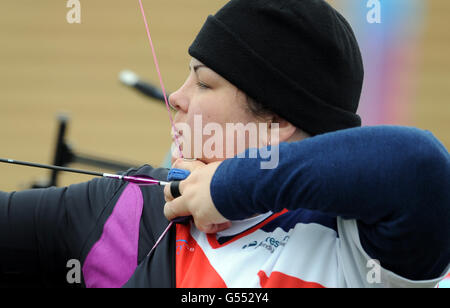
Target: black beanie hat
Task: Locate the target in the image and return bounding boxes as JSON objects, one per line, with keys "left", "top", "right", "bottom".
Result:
{"left": 188, "top": 0, "right": 364, "bottom": 136}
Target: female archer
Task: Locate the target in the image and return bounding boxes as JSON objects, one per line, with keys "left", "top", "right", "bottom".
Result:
{"left": 1, "top": 0, "right": 449, "bottom": 288}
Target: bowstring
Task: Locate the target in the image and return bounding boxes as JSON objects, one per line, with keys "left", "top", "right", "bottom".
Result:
{"left": 138, "top": 0, "right": 183, "bottom": 160}
{"left": 138, "top": 0, "right": 185, "bottom": 258}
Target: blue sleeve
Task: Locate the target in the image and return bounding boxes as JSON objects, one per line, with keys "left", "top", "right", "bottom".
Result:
{"left": 210, "top": 126, "right": 450, "bottom": 280}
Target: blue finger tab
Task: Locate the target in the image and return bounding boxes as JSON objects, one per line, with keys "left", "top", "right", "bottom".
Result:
{"left": 167, "top": 168, "right": 191, "bottom": 181}
{"left": 167, "top": 168, "right": 192, "bottom": 224}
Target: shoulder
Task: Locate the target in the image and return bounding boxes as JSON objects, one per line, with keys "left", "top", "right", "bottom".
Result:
{"left": 125, "top": 164, "right": 169, "bottom": 179}
{"left": 122, "top": 163, "right": 169, "bottom": 211}
{"left": 126, "top": 164, "right": 170, "bottom": 232}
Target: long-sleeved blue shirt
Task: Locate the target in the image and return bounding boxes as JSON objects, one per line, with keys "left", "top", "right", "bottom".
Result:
{"left": 210, "top": 126, "right": 450, "bottom": 281}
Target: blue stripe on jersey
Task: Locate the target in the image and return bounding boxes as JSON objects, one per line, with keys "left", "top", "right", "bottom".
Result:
{"left": 261, "top": 209, "right": 338, "bottom": 234}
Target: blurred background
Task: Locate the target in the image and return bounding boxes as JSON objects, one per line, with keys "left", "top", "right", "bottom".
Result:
{"left": 0, "top": 0, "right": 449, "bottom": 191}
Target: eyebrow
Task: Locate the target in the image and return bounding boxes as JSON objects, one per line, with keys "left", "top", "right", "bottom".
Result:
{"left": 190, "top": 64, "right": 207, "bottom": 73}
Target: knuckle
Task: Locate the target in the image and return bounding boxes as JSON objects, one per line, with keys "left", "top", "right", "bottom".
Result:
{"left": 164, "top": 202, "right": 175, "bottom": 220}
{"left": 163, "top": 186, "right": 173, "bottom": 201}
{"left": 163, "top": 202, "right": 170, "bottom": 218}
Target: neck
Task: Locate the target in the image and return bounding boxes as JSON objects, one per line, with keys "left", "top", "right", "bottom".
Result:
{"left": 286, "top": 129, "right": 311, "bottom": 143}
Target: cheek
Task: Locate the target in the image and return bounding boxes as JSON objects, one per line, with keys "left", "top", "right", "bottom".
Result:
{"left": 189, "top": 99, "right": 231, "bottom": 129}
{"left": 174, "top": 93, "right": 260, "bottom": 161}
{"left": 172, "top": 104, "right": 211, "bottom": 159}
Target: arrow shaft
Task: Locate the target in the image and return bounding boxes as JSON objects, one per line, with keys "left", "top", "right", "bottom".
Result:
{"left": 0, "top": 158, "right": 104, "bottom": 177}
{"left": 0, "top": 158, "right": 169, "bottom": 186}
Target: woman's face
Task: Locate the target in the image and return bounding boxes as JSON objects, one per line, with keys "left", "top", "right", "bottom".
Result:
{"left": 169, "top": 58, "right": 270, "bottom": 164}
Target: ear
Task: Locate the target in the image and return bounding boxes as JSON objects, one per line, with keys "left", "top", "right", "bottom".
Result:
{"left": 268, "top": 114, "right": 298, "bottom": 144}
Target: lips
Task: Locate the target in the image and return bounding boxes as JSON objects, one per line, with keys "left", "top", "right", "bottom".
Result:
{"left": 171, "top": 127, "right": 181, "bottom": 139}
{"left": 170, "top": 129, "right": 184, "bottom": 163}
{"left": 171, "top": 129, "right": 183, "bottom": 148}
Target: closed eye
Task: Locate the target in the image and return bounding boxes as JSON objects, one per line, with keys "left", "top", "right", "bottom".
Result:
{"left": 196, "top": 81, "right": 210, "bottom": 90}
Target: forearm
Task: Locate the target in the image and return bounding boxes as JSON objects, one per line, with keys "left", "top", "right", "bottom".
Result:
{"left": 211, "top": 126, "right": 449, "bottom": 222}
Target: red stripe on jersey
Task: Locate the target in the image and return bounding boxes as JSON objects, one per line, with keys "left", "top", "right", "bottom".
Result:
{"left": 175, "top": 224, "right": 227, "bottom": 288}
{"left": 206, "top": 209, "right": 289, "bottom": 249}
{"left": 258, "top": 270, "right": 325, "bottom": 288}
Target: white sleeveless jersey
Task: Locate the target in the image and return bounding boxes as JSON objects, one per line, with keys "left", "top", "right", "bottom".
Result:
{"left": 175, "top": 210, "right": 449, "bottom": 288}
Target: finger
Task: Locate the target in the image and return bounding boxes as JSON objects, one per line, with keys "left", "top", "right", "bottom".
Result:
{"left": 164, "top": 181, "right": 184, "bottom": 201}
{"left": 164, "top": 197, "right": 191, "bottom": 222}
{"left": 170, "top": 181, "right": 182, "bottom": 199}
{"left": 198, "top": 221, "right": 232, "bottom": 234}
{"left": 163, "top": 184, "right": 173, "bottom": 202}
{"left": 172, "top": 158, "right": 205, "bottom": 172}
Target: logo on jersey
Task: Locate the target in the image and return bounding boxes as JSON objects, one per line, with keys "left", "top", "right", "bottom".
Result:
{"left": 176, "top": 239, "right": 195, "bottom": 255}
{"left": 242, "top": 235, "right": 290, "bottom": 253}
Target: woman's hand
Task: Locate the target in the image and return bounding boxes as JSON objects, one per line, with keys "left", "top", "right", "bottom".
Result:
{"left": 163, "top": 159, "right": 231, "bottom": 233}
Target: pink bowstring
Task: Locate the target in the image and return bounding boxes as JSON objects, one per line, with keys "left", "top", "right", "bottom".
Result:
{"left": 138, "top": 0, "right": 186, "bottom": 257}
{"left": 147, "top": 221, "right": 174, "bottom": 257}
{"left": 138, "top": 0, "right": 183, "bottom": 159}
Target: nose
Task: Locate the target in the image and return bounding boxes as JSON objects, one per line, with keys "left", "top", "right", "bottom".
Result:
{"left": 168, "top": 83, "right": 189, "bottom": 113}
